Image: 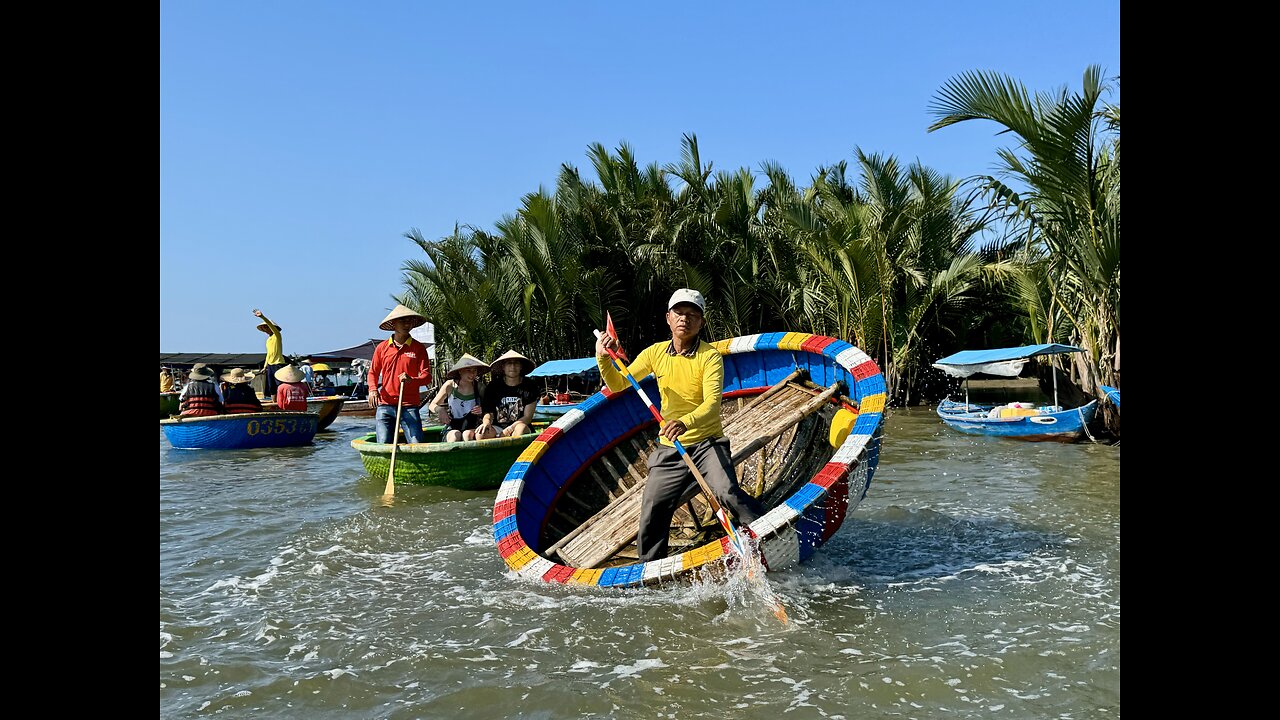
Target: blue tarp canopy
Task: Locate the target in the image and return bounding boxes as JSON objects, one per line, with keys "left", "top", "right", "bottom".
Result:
{"left": 933, "top": 344, "right": 1083, "bottom": 378}
{"left": 528, "top": 357, "right": 600, "bottom": 378}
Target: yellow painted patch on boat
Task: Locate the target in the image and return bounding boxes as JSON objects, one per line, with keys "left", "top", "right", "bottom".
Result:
{"left": 569, "top": 567, "right": 604, "bottom": 585}
{"left": 505, "top": 546, "right": 537, "bottom": 570}
{"left": 517, "top": 441, "right": 548, "bottom": 464}
{"left": 860, "top": 393, "right": 885, "bottom": 413}
{"left": 712, "top": 339, "right": 733, "bottom": 355}
{"left": 778, "top": 332, "right": 807, "bottom": 351}
{"left": 830, "top": 408, "right": 857, "bottom": 448}
{"left": 690, "top": 543, "right": 724, "bottom": 564}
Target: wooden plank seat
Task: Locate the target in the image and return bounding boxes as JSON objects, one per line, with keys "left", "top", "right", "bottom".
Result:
{"left": 546, "top": 373, "right": 842, "bottom": 568}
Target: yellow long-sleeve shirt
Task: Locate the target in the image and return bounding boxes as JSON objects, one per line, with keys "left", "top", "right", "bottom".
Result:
{"left": 598, "top": 340, "right": 724, "bottom": 447}
{"left": 260, "top": 318, "right": 285, "bottom": 365}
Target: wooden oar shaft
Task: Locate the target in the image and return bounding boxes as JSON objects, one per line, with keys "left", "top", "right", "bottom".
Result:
{"left": 383, "top": 376, "right": 407, "bottom": 498}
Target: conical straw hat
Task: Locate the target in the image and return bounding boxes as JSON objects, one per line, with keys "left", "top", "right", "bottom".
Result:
{"left": 379, "top": 304, "right": 427, "bottom": 331}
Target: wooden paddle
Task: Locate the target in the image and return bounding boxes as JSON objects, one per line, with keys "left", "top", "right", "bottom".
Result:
{"left": 382, "top": 376, "right": 407, "bottom": 500}
{"left": 594, "top": 330, "right": 788, "bottom": 624}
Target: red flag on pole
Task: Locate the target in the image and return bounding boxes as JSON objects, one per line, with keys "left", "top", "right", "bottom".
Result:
{"left": 605, "top": 311, "right": 629, "bottom": 362}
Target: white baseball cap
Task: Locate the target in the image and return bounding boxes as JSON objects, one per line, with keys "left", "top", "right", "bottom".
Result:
{"left": 667, "top": 288, "right": 705, "bottom": 312}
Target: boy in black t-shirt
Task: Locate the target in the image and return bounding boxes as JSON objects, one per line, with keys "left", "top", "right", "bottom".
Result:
{"left": 477, "top": 350, "right": 540, "bottom": 439}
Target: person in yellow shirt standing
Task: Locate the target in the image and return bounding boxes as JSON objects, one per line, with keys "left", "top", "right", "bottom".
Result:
{"left": 594, "top": 288, "right": 764, "bottom": 562}
{"left": 253, "top": 309, "right": 287, "bottom": 398}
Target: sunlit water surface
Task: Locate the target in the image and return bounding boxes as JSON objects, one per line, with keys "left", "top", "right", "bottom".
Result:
{"left": 160, "top": 410, "right": 1119, "bottom": 718}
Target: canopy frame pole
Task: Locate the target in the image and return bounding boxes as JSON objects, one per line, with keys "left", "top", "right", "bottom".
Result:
{"left": 1051, "top": 356, "right": 1060, "bottom": 408}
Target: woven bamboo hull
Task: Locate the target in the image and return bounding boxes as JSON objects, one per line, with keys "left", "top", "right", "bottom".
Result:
{"left": 493, "top": 332, "right": 887, "bottom": 588}
{"left": 160, "top": 392, "right": 180, "bottom": 419}
{"left": 351, "top": 431, "right": 541, "bottom": 490}
{"left": 161, "top": 412, "right": 320, "bottom": 449}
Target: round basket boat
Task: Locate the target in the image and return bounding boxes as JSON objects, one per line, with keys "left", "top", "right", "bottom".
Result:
{"left": 492, "top": 332, "right": 886, "bottom": 588}
{"left": 161, "top": 411, "right": 320, "bottom": 449}
{"left": 351, "top": 429, "right": 544, "bottom": 491}
{"left": 160, "top": 392, "right": 181, "bottom": 419}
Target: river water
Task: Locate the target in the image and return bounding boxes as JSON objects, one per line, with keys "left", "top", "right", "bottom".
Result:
{"left": 160, "top": 408, "right": 1120, "bottom": 718}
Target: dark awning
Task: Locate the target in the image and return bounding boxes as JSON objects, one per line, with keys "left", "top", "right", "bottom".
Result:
{"left": 159, "top": 353, "right": 267, "bottom": 369}
{"left": 307, "top": 340, "right": 387, "bottom": 362}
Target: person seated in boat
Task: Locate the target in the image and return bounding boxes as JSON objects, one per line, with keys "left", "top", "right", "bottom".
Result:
{"left": 476, "top": 350, "right": 540, "bottom": 439}
{"left": 427, "top": 354, "right": 490, "bottom": 442}
{"left": 555, "top": 391, "right": 572, "bottom": 405}
{"left": 368, "top": 304, "right": 434, "bottom": 444}
{"left": 178, "top": 366, "right": 224, "bottom": 417}
{"left": 220, "top": 368, "right": 263, "bottom": 414}
{"left": 274, "top": 364, "right": 311, "bottom": 411}
{"left": 594, "top": 288, "right": 764, "bottom": 562}
{"left": 160, "top": 367, "right": 174, "bottom": 393}
{"left": 181, "top": 362, "right": 225, "bottom": 405}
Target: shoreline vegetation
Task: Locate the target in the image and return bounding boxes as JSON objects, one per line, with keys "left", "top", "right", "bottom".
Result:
{"left": 394, "top": 67, "right": 1118, "bottom": 434}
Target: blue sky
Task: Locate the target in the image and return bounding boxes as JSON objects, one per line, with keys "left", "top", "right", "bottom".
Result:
{"left": 161, "top": 1, "right": 1120, "bottom": 354}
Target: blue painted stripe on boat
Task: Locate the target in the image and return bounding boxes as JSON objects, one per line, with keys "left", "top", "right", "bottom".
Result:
{"left": 493, "top": 516, "right": 517, "bottom": 540}
{"left": 616, "top": 564, "right": 644, "bottom": 586}
{"left": 853, "top": 414, "right": 880, "bottom": 435}
{"left": 784, "top": 483, "right": 824, "bottom": 512}
{"left": 506, "top": 461, "right": 531, "bottom": 480}
{"left": 822, "top": 340, "right": 853, "bottom": 360}
{"left": 756, "top": 332, "right": 786, "bottom": 350}
{"left": 856, "top": 375, "right": 886, "bottom": 398}
{"left": 598, "top": 567, "right": 619, "bottom": 586}
{"left": 577, "top": 393, "right": 606, "bottom": 413}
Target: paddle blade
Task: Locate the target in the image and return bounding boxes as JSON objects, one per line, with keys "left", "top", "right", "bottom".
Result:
{"left": 605, "top": 311, "right": 629, "bottom": 362}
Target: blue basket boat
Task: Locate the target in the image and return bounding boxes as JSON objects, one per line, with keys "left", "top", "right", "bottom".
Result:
{"left": 161, "top": 412, "right": 320, "bottom": 449}
{"left": 493, "top": 332, "right": 886, "bottom": 588}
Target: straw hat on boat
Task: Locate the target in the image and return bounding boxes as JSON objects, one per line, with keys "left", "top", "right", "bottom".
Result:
{"left": 220, "top": 368, "right": 252, "bottom": 384}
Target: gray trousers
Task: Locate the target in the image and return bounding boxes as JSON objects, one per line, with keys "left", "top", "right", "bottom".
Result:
{"left": 639, "top": 437, "right": 765, "bottom": 562}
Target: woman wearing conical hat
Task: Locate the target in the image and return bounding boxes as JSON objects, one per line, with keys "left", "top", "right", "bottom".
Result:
{"left": 367, "top": 304, "right": 434, "bottom": 444}
{"left": 476, "top": 350, "right": 539, "bottom": 440}
{"left": 274, "top": 364, "right": 311, "bottom": 412}
{"left": 426, "top": 354, "right": 490, "bottom": 442}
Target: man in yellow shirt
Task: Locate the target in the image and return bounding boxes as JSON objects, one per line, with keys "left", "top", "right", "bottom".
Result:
{"left": 253, "top": 309, "right": 287, "bottom": 397}
{"left": 595, "top": 288, "right": 764, "bottom": 562}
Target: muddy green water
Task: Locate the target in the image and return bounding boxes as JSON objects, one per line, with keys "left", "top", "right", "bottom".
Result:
{"left": 160, "top": 409, "right": 1119, "bottom": 718}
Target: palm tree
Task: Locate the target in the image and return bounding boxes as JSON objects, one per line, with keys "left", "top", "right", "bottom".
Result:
{"left": 928, "top": 65, "right": 1120, "bottom": 426}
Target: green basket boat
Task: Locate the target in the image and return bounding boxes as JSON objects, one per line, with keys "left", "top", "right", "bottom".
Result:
{"left": 160, "top": 392, "right": 181, "bottom": 419}
{"left": 350, "top": 429, "right": 542, "bottom": 490}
